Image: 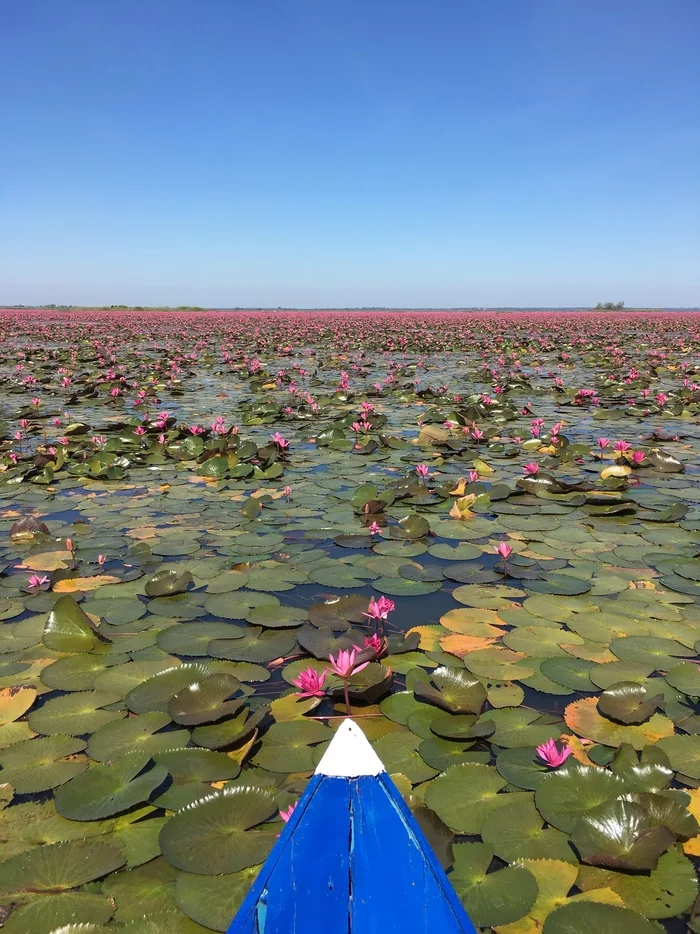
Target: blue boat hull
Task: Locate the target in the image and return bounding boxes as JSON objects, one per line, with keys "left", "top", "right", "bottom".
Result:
{"left": 227, "top": 771, "right": 477, "bottom": 933}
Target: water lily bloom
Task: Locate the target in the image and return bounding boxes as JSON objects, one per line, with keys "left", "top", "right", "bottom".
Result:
{"left": 327, "top": 648, "right": 369, "bottom": 679}
{"left": 65, "top": 538, "right": 74, "bottom": 552}
{"left": 31, "top": 397, "right": 41, "bottom": 407}
{"left": 495, "top": 542, "right": 512, "bottom": 560}
{"left": 97, "top": 554, "right": 106, "bottom": 567}
{"left": 356, "top": 634, "right": 384, "bottom": 654}
{"left": 279, "top": 801, "right": 297, "bottom": 823}
{"left": 282, "top": 485, "right": 292, "bottom": 500}
{"left": 597, "top": 437, "right": 609, "bottom": 450}
{"left": 27, "top": 574, "right": 50, "bottom": 590}
{"left": 536, "top": 738, "right": 573, "bottom": 768}
{"left": 614, "top": 440, "right": 631, "bottom": 453}
{"left": 270, "top": 432, "right": 289, "bottom": 449}
{"left": 363, "top": 595, "right": 395, "bottom": 622}
{"left": 468, "top": 470, "right": 479, "bottom": 483}
{"left": 523, "top": 462, "right": 539, "bottom": 475}
{"left": 471, "top": 428, "right": 484, "bottom": 441}
{"left": 656, "top": 392, "right": 668, "bottom": 407}
{"left": 368, "top": 521, "right": 382, "bottom": 535}
{"left": 188, "top": 424, "right": 204, "bottom": 434}
{"left": 291, "top": 667, "right": 327, "bottom": 698}
{"left": 630, "top": 450, "right": 646, "bottom": 465}
{"left": 415, "top": 464, "right": 430, "bottom": 478}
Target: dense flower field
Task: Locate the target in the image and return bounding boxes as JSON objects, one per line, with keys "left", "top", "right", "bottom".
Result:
{"left": 0, "top": 308, "right": 699, "bottom": 933}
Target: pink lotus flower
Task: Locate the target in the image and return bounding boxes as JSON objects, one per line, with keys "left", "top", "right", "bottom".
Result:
{"left": 279, "top": 801, "right": 298, "bottom": 823}
{"left": 65, "top": 538, "right": 74, "bottom": 552}
{"left": 282, "top": 485, "right": 292, "bottom": 500}
{"left": 536, "top": 738, "right": 572, "bottom": 768}
{"left": 270, "top": 432, "right": 289, "bottom": 449}
{"left": 97, "top": 554, "right": 106, "bottom": 567}
{"left": 471, "top": 428, "right": 484, "bottom": 441}
{"left": 597, "top": 438, "right": 609, "bottom": 450}
{"left": 523, "top": 462, "right": 539, "bottom": 475}
{"left": 630, "top": 450, "right": 646, "bottom": 465}
{"left": 368, "top": 521, "right": 382, "bottom": 536}
{"left": 31, "top": 397, "right": 41, "bottom": 407}
{"left": 415, "top": 464, "right": 429, "bottom": 478}
{"left": 188, "top": 424, "right": 204, "bottom": 435}
{"left": 495, "top": 542, "right": 512, "bottom": 561}
{"left": 327, "top": 648, "right": 369, "bottom": 679}
{"left": 363, "top": 596, "right": 395, "bottom": 622}
{"left": 356, "top": 633, "right": 384, "bottom": 655}
{"left": 614, "top": 440, "right": 631, "bottom": 453}
{"left": 27, "top": 574, "right": 50, "bottom": 591}
{"left": 468, "top": 470, "right": 479, "bottom": 483}
{"left": 292, "top": 667, "right": 327, "bottom": 698}
{"left": 656, "top": 392, "right": 668, "bottom": 407}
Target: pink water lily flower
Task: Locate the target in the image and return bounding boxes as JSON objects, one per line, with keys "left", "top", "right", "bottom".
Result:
{"left": 468, "top": 470, "right": 479, "bottom": 483}
{"left": 415, "top": 464, "right": 430, "bottom": 478}
{"left": 362, "top": 595, "right": 395, "bottom": 622}
{"left": 523, "top": 462, "right": 539, "bottom": 475}
{"left": 614, "top": 440, "right": 631, "bottom": 453}
{"left": 291, "top": 667, "right": 327, "bottom": 698}
{"left": 368, "top": 521, "right": 382, "bottom": 535}
{"left": 630, "top": 450, "right": 646, "bottom": 465}
{"left": 495, "top": 542, "right": 512, "bottom": 560}
{"left": 270, "top": 432, "right": 289, "bottom": 449}
{"left": 356, "top": 633, "right": 384, "bottom": 654}
{"left": 327, "top": 648, "right": 369, "bottom": 679}
{"left": 536, "top": 738, "right": 573, "bottom": 768}
{"left": 27, "top": 574, "right": 50, "bottom": 591}
{"left": 279, "top": 801, "right": 298, "bottom": 823}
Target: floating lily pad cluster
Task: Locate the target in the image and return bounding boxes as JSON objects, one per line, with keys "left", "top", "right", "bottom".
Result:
{"left": 0, "top": 309, "right": 699, "bottom": 932}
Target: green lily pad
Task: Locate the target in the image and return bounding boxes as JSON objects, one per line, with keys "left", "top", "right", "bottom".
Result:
{"left": 0, "top": 838, "right": 125, "bottom": 892}
{"left": 174, "top": 867, "right": 259, "bottom": 932}
{"left": 28, "top": 690, "right": 124, "bottom": 736}
{"left": 54, "top": 755, "right": 168, "bottom": 819}
{"left": 156, "top": 623, "right": 244, "bottom": 656}
{"left": 597, "top": 682, "right": 663, "bottom": 724}
{"left": 542, "top": 902, "right": 665, "bottom": 933}
{"left": 0, "top": 734, "right": 87, "bottom": 793}
{"left": 372, "top": 729, "right": 438, "bottom": 784}
{"left": 125, "top": 664, "right": 213, "bottom": 714}
{"left": 159, "top": 785, "right": 277, "bottom": 874}
{"left": 42, "top": 595, "right": 108, "bottom": 653}
{"left": 87, "top": 711, "right": 190, "bottom": 761}
{"left": 656, "top": 734, "right": 700, "bottom": 778}
{"left": 209, "top": 627, "right": 297, "bottom": 663}
{"left": 535, "top": 762, "right": 628, "bottom": 832}
{"left": 481, "top": 796, "right": 576, "bottom": 863}
{"left": 449, "top": 841, "right": 538, "bottom": 927}
{"left": 169, "top": 673, "right": 245, "bottom": 725}
{"left": 570, "top": 798, "right": 675, "bottom": 870}
{"left": 413, "top": 666, "right": 487, "bottom": 715}
{"left": 251, "top": 719, "right": 332, "bottom": 771}
{"left": 145, "top": 568, "right": 195, "bottom": 597}
{"left": 155, "top": 748, "right": 240, "bottom": 782}
{"left": 424, "top": 763, "right": 509, "bottom": 833}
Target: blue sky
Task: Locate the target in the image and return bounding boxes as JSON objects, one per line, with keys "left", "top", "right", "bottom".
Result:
{"left": 1, "top": 0, "right": 698, "bottom": 307}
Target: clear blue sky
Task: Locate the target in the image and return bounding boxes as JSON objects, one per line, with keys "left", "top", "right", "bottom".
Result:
{"left": 2, "top": 0, "right": 698, "bottom": 307}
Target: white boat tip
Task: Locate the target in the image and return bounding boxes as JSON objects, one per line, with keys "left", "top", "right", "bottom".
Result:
{"left": 315, "top": 718, "right": 386, "bottom": 777}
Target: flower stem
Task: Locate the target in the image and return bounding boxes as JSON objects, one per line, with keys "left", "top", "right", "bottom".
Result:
{"left": 343, "top": 679, "right": 351, "bottom": 716}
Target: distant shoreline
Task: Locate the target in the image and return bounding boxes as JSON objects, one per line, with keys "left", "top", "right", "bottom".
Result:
{"left": 1, "top": 306, "right": 699, "bottom": 313}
